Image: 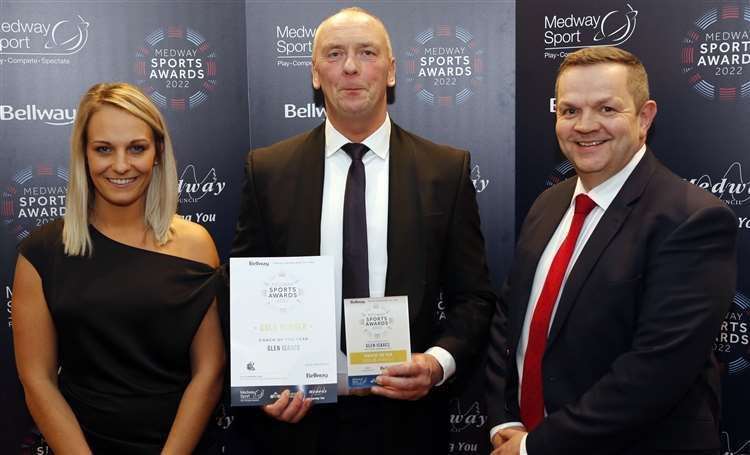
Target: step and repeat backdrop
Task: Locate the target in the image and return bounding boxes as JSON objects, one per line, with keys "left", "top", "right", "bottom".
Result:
{"left": 516, "top": 0, "right": 750, "bottom": 453}
{"left": 0, "top": 1, "right": 514, "bottom": 453}
{"left": 2, "top": 0, "right": 747, "bottom": 453}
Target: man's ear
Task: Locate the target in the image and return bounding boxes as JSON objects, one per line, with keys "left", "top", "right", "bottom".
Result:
{"left": 387, "top": 57, "right": 396, "bottom": 87}
{"left": 312, "top": 63, "right": 321, "bottom": 90}
{"left": 638, "top": 100, "right": 657, "bottom": 138}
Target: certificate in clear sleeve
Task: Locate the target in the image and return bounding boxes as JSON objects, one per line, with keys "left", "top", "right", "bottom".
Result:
{"left": 230, "top": 256, "right": 337, "bottom": 406}
{"left": 344, "top": 296, "right": 411, "bottom": 389}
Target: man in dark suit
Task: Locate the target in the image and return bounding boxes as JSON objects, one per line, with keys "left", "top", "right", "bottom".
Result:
{"left": 486, "top": 47, "right": 737, "bottom": 455}
{"left": 231, "top": 7, "right": 494, "bottom": 454}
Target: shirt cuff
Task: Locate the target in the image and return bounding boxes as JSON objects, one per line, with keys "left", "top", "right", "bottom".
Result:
{"left": 489, "top": 421, "right": 525, "bottom": 440}
{"left": 424, "top": 346, "right": 455, "bottom": 386}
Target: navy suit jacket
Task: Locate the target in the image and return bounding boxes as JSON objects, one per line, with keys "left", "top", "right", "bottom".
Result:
{"left": 487, "top": 150, "right": 737, "bottom": 454}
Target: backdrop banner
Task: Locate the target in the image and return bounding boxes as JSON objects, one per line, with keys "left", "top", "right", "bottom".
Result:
{"left": 516, "top": 0, "right": 750, "bottom": 452}
{"left": 0, "top": 1, "right": 248, "bottom": 451}
{"left": 0, "top": 1, "right": 515, "bottom": 453}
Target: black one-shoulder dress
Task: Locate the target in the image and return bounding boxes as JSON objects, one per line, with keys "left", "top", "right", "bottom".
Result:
{"left": 19, "top": 219, "right": 219, "bottom": 454}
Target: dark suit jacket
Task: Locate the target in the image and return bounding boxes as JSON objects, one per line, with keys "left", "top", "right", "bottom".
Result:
{"left": 231, "top": 120, "right": 495, "bottom": 382}
{"left": 486, "top": 150, "right": 737, "bottom": 454}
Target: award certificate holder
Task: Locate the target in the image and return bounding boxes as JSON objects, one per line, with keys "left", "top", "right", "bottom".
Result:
{"left": 345, "top": 296, "right": 411, "bottom": 389}
{"left": 230, "top": 256, "right": 337, "bottom": 406}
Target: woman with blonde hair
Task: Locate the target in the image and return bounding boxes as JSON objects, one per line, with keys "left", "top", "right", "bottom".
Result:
{"left": 12, "top": 82, "right": 225, "bottom": 454}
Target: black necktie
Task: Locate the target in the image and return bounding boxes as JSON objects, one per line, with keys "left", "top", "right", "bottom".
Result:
{"left": 341, "top": 143, "right": 370, "bottom": 353}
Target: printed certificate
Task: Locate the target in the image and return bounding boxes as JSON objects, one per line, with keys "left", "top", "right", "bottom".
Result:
{"left": 345, "top": 296, "right": 412, "bottom": 389}
{"left": 230, "top": 256, "right": 337, "bottom": 406}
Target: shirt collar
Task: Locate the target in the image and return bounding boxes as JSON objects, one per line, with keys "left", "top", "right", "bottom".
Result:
{"left": 324, "top": 113, "right": 391, "bottom": 160}
{"left": 572, "top": 144, "right": 647, "bottom": 211}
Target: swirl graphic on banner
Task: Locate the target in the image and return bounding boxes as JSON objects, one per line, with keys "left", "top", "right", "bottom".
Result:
{"left": 0, "top": 14, "right": 89, "bottom": 57}
{"left": 681, "top": 3, "right": 750, "bottom": 102}
{"left": 1, "top": 165, "right": 68, "bottom": 241}
{"left": 721, "top": 431, "right": 750, "bottom": 455}
{"left": 542, "top": 4, "right": 638, "bottom": 60}
{"left": 135, "top": 26, "right": 218, "bottom": 111}
{"left": 545, "top": 160, "right": 576, "bottom": 188}
{"left": 716, "top": 291, "right": 750, "bottom": 376}
{"left": 404, "top": 25, "right": 483, "bottom": 107}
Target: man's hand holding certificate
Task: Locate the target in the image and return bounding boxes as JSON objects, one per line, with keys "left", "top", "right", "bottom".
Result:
{"left": 344, "top": 296, "right": 412, "bottom": 390}
{"left": 230, "top": 257, "right": 337, "bottom": 406}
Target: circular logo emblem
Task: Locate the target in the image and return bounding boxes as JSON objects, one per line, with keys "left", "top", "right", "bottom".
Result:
{"left": 404, "top": 25, "right": 483, "bottom": 107}
{"left": 545, "top": 160, "right": 576, "bottom": 188}
{"left": 20, "top": 426, "right": 48, "bottom": 455}
{"left": 716, "top": 291, "right": 750, "bottom": 375}
{"left": 135, "top": 26, "right": 217, "bottom": 111}
{"left": 681, "top": 3, "right": 750, "bottom": 102}
{"left": 358, "top": 304, "right": 394, "bottom": 339}
{"left": 262, "top": 272, "right": 302, "bottom": 312}
{"left": 1, "top": 165, "right": 68, "bottom": 241}
{"left": 594, "top": 5, "right": 638, "bottom": 44}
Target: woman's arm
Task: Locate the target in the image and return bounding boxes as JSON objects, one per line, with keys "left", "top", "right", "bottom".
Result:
{"left": 161, "top": 218, "right": 226, "bottom": 454}
{"left": 12, "top": 255, "right": 92, "bottom": 454}
{"left": 161, "top": 299, "right": 225, "bottom": 454}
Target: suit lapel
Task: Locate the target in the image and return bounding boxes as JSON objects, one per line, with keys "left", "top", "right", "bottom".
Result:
{"left": 510, "top": 180, "right": 574, "bottom": 345}
{"left": 385, "top": 124, "right": 425, "bottom": 320}
{"left": 547, "top": 151, "right": 657, "bottom": 346}
{"left": 286, "top": 123, "right": 325, "bottom": 256}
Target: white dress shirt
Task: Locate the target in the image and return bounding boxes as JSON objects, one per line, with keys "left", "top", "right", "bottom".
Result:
{"left": 319, "top": 114, "right": 455, "bottom": 394}
{"left": 491, "top": 146, "right": 646, "bottom": 453}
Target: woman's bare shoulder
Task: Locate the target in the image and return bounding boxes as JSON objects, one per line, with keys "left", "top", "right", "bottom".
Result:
{"left": 169, "top": 216, "right": 219, "bottom": 267}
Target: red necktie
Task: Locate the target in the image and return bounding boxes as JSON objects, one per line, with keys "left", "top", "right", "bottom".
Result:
{"left": 520, "top": 193, "right": 597, "bottom": 430}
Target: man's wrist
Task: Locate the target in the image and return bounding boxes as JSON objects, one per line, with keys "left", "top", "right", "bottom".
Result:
{"left": 424, "top": 346, "right": 455, "bottom": 386}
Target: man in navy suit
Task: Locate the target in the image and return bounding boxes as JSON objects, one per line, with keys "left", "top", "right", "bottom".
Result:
{"left": 486, "top": 47, "right": 737, "bottom": 455}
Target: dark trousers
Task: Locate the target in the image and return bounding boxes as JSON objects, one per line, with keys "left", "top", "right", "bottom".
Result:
{"left": 236, "top": 394, "right": 449, "bottom": 455}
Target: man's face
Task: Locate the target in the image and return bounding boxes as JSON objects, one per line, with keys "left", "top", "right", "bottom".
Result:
{"left": 312, "top": 12, "right": 395, "bottom": 126}
{"left": 555, "top": 63, "right": 656, "bottom": 190}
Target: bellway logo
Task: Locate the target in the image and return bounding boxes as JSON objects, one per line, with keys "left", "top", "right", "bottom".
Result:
{"left": 284, "top": 102, "right": 325, "bottom": 119}
{"left": 0, "top": 15, "right": 89, "bottom": 57}
{"left": 0, "top": 104, "right": 75, "bottom": 126}
{"left": 543, "top": 3, "right": 638, "bottom": 60}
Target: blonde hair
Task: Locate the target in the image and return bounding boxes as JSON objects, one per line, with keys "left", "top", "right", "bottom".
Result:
{"left": 556, "top": 47, "right": 650, "bottom": 110}
{"left": 63, "top": 82, "right": 178, "bottom": 256}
